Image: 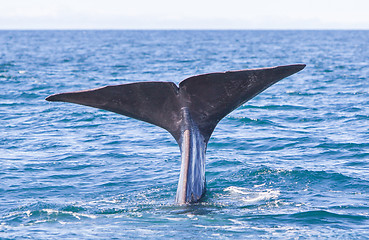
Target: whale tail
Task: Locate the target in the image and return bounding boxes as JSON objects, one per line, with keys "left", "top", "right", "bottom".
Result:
{"left": 46, "top": 64, "right": 305, "bottom": 204}
{"left": 46, "top": 64, "right": 305, "bottom": 144}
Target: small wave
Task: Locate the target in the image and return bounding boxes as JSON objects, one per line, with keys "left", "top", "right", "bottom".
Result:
{"left": 316, "top": 142, "right": 369, "bottom": 150}
{"left": 230, "top": 117, "right": 280, "bottom": 127}
{"left": 344, "top": 158, "right": 369, "bottom": 166}
{"left": 0, "top": 61, "right": 15, "bottom": 70}
{"left": 289, "top": 210, "right": 368, "bottom": 224}
{"left": 248, "top": 167, "right": 354, "bottom": 184}
{"left": 242, "top": 104, "right": 310, "bottom": 111}
{"left": 224, "top": 186, "right": 279, "bottom": 204}
{"left": 2, "top": 202, "right": 98, "bottom": 227}
{"left": 38, "top": 208, "right": 97, "bottom": 220}
{"left": 112, "top": 64, "right": 129, "bottom": 69}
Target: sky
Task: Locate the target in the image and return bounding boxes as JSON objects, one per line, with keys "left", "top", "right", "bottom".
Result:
{"left": 1, "top": 0, "right": 369, "bottom": 30}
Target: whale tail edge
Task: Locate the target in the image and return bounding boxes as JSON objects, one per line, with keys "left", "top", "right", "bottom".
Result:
{"left": 46, "top": 64, "right": 306, "bottom": 143}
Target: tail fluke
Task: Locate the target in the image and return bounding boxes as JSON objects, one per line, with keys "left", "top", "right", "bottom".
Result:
{"left": 46, "top": 82, "right": 183, "bottom": 141}
{"left": 179, "top": 64, "right": 306, "bottom": 141}
{"left": 46, "top": 64, "right": 305, "bottom": 204}
{"left": 46, "top": 64, "right": 305, "bottom": 143}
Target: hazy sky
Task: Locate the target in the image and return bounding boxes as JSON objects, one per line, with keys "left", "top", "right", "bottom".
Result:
{"left": 1, "top": 0, "right": 369, "bottom": 29}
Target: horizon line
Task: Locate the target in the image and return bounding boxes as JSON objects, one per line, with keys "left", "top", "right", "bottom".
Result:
{"left": 1, "top": 28, "right": 368, "bottom": 31}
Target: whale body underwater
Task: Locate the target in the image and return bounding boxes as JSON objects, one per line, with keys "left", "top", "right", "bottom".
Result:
{"left": 46, "top": 64, "right": 305, "bottom": 204}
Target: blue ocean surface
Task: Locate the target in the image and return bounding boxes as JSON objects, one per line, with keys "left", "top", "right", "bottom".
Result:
{"left": 1, "top": 30, "right": 369, "bottom": 239}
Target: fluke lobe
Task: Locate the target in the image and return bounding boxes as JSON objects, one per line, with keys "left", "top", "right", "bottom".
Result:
{"left": 46, "top": 64, "right": 306, "bottom": 204}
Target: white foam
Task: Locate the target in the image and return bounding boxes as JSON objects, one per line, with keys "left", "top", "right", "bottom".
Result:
{"left": 224, "top": 186, "right": 280, "bottom": 203}
{"left": 42, "top": 209, "right": 97, "bottom": 219}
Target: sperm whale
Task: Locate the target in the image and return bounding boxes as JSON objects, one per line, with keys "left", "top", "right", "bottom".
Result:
{"left": 46, "top": 64, "right": 305, "bottom": 204}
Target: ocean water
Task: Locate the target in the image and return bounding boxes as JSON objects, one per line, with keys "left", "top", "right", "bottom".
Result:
{"left": 1, "top": 30, "right": 369, "bottom": 239}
